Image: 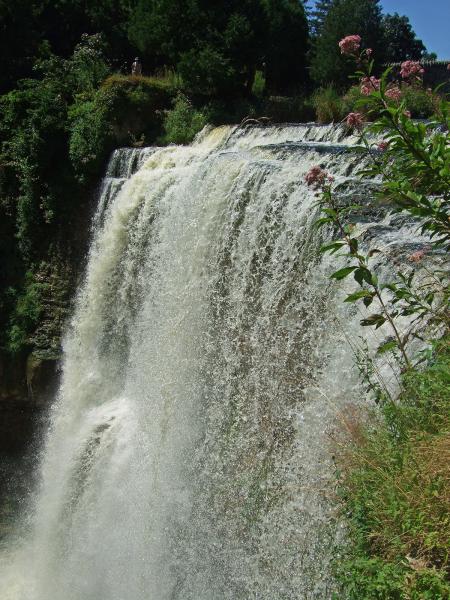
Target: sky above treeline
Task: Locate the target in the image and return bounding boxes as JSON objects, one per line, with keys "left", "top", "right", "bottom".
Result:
{"left": 308, "top": 0, "right": 450, "bottom": 59}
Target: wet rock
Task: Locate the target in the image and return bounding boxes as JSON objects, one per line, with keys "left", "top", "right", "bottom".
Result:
{"left": 26, "top": 353, "right": 59, "bottom": 407}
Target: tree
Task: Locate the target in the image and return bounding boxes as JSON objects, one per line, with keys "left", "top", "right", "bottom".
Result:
{"left": 263, "top": 0, "right": 310, "bottom": 94}
{"left": 0, "top": 0, "right": 135, "bottom": 93}
{"left": 128, "top": 0, "right": 309, "bottom": 97}
{"left": 311, "top": 0, "right": 385, "bottom": 89}
{"left": 0, "top": 0, "right": 43, "bottom": 93}
{"left": 128, "top": 0, "right": 201, "bottom": 71}
{"left": 308, "top": 0, "right": 334, "bottom": 38}
{"left": 382, "top": 13, "right": 426, "bottom": 63}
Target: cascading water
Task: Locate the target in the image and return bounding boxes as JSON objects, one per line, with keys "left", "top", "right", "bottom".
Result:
{"left": 1, "top": 124, "right": 425, "bottom": 599}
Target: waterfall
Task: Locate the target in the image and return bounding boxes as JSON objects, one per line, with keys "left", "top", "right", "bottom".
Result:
{"left": 1, "top": 124, "right": 423, "bottom": 599}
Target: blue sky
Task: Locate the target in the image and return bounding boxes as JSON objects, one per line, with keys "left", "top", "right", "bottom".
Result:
{"left": 308, "top": 0, "right": 450, "bottom": 59}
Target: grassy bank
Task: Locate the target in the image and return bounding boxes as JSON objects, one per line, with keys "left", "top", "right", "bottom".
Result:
{"left": 334, "top": 337, "right": 450, "bottom": 600}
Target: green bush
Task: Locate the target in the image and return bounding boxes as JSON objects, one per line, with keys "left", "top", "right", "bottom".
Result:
{"left": 402, "top": 84, "right": 437, "bottom": 119}
{"left": 6, "top": 271, "right": 47, "bottom": 354}
{"left": 252, "top": 70, "right": 266, "bottom": 98}
{"left": 68, "top": 97, "right": 114, "bottom": 182}
{"left": 312, "top": 86, "right": 344, "bottom": 124}
{"left": 69, "top": 74, "right": 175, "bottom": 180}
{"left": 341, "top": 83, "right": 438, "bottom": 120}
{"left": 161, "top": 94, "right": 209, "bottom": 145}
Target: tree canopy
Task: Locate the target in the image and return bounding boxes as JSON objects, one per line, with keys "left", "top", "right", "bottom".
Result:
{"left": 307, "top": 0, "right": 333, "bottom": 38}
{"left": 128, "top": 0, "right": 309, "bottom": 96}
{"left": 311, "top": 0, "right": 385, "bottom": 89}
{"left": 382, "top": 13, "right": 426, "bottom": 63}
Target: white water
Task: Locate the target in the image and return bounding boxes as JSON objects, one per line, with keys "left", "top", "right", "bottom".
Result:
{"left": 1, "top": 124, "right": 424, "bottom": 599}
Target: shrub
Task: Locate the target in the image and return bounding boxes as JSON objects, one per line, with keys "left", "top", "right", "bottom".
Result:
{"left": 68, "top": 97, "right": 114, "bottom": 182}
{"left": 341, "top": 82, "right": 438, "bottom": 120}
{"left": 6, "top": 271, "right": 47, "bottom": 354}
{"left": 402, "top": 84, "right": 437, "bottom": 119}
{"left": 312, "top": 86, "right": 344, "bottom": 123}
{"left": 161, "top": 94, "right": 209, "bottom": 145}
{"left": 252, "top": 70, "right": 266, "bottom": 98}
{"left": 69, "top": 74, "right": 176, "bottom": 179}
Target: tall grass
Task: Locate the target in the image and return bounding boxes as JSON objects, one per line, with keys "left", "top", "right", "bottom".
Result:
{"left": 333, "top": 338, "right": 450, "bottom": 600}
{"left": 312, "top": 86, "right": 344, "bottom": 124}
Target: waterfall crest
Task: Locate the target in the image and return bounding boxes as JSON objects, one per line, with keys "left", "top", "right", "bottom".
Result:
{"left": 2, "top": 124, "right": 420, "bottom": 599}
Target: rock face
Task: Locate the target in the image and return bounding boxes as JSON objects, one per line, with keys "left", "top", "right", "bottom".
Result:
{"left": 0, "top": 352, "right": 57, "bottom": 454}
{"left": 26, "top": 354, "right": 59, "bottom": 407}
{"left": 0, "top": 262, "right": 68, "bottom": 453}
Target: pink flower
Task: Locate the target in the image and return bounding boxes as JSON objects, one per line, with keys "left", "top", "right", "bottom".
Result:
{"left": 400, "top": 60, "right": 424, "bottom": 79}
{"left": 366, "top": 48, "right": 373, "bottom": 57}
{"left": 360, "top": 76, "right": 380, "bottom": 96}
{"left": 408, "top": 249, "right": 426, "bottom": 263}
{"left": 403, "top": 110, "right": 411, "bottom": 118}
{"left": 305, "top": 166, "right": 329, "bottom": 189}
{"left": 377, "top": 141, "right": 389, "bottom": 151}
{"left": 385, "top": 86, "right": 401, "bottom": 102}
{"left": 346, "top": 112, "right": 364, "bottom": 129}
{"left": 339, "top": 35, "right": 361, "bottom": 56}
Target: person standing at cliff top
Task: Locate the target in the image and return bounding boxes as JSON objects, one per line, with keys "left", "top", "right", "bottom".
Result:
{"left": 131, "top": 57, "right": 142, "bottom": 76}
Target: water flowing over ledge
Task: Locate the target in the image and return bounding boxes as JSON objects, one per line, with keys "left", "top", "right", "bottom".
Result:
{"left": 1, "top": 123, "right": 427, "bottom": 600}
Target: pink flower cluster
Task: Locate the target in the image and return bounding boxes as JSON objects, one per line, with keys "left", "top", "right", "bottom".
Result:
{"left": 360, "top": 76, "right": 380, "bottom": 96}
{"left": 305, "top": 166, "right": 330, "bottom": 189}
{"left": 339, "top": 35, "right": 361, "bottom": 55}
{"left": 408, "top": 249, "right": 426, "bottom": 263}
{"left": 377, "top": 141, "right": 389, "bottom": 152}
{"left": 385, "top": 86, "right": 402, "bottom": 102}
{"left": 400, "top": 60, "right": 424, "bottom": 80}
{"left": 346, "top": 112, "right": 364, "bottom": 129}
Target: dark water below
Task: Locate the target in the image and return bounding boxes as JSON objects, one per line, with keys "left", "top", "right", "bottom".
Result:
{"left": 0, "top": 408, "right": 44, "bottom": 548}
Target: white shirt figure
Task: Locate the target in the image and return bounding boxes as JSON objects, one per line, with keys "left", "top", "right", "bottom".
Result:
{"left": 132, "top": 57, "right": 142, "bottom": 76}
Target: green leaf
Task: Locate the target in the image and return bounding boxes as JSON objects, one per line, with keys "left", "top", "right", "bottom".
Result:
{"left": 331, "top": 266, "right": 357, "bottom": 280}
{"left": 344, "top": 290, "right": 372, "bottom": 303}
{"left": 354, "top": 267, "right": 373, "bottom": 286}
{"left": 363, "top": 294, "right": 374, "bottom": 307}
{"left": 320, "top": 241, "right": 346, "bottom": 254}
{"left": 314, "top": 217, "right": 332, "bottom": 228}
{"left": 349, "top": 238, "right": 358, "bottom": 254}
{"left": 376, "top": 340, "right": 397, "bottom": 354}
{"left": 360, "top": 314, "right": 386, "bottom": 329}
